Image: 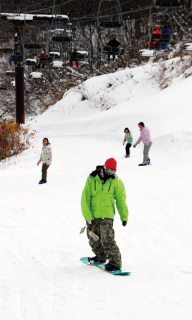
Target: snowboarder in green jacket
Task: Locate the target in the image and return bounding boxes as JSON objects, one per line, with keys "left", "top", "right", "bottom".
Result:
{"left": 81, "top": 158, "right": 129, "bottom": 272}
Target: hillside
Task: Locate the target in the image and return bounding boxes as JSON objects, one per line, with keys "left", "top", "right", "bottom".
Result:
{"left": 0, "top": 61, "right": 192, "bottom": 320}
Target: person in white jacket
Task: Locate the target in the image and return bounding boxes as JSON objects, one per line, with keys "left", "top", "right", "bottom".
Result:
{"left": 37, "top": 138, "right": 52, "bottom": 184}
{"left": 133, "top": 122, "right": 152, "bottom": 166}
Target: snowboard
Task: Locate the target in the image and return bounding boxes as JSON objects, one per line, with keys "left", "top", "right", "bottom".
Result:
{"left": 80, "top": 257, "right": 131, "bottom": 276}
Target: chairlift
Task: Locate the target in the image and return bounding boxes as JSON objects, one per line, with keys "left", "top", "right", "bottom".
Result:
{"left": 24, "top": 44, "right": 42, "bottom": 49}
{"left": 30, "top": 72, "right": 43, "bottom": 79}
{"left": 69, "top": 52, "right": 87, "bottom": 62}
{"left": 38, "top": 56, "right": 53, "bottom": 64}
{"left": 0, "top": 48, "right": 13, "bottom": 53}
{"left": 26, "top": 59, "right": 37, "bottom": 66}
{"left": 51, "top": 29, "right": 73, "bottom": 42}
{"left": 52, "top": 61, "right": 64, "bottom": 67}
{"left": 49, "top": 22, "right": 75, "bottom": 42}
{"left": 52, "top": 35, "right": 72, "bottom": 42}
{"left": 151, "top": 33, "right": 171, "bottom": 42}
{"left": 153, "top": 0, "right": 184, "bottom": 8}
{"left": 97, "top": 0, "right": 123, "bottom": 29}
{"left": 48, "top": 51, "right": 61, "bottom": 59}
{"left": 182, "top": 43, "right": 192, "bottom": 51}
{"left": 102, "top": 46, "right": 121, "bottom": 55}
{"left": 6, "top": 71, "right": 15, "bottom": 77}
{"left": 139, "top": 49, "right": 156, "bottom": 57}
{"left": 102, "top": 37, "right": 124, "bottom": 57}
{"left": 78, "top": 51, "right": 89, "bottom": 59}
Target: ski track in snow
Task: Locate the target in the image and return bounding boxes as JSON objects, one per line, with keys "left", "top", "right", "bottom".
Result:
{"left": 0, "top": 63, "right": 192, "bottom": 320}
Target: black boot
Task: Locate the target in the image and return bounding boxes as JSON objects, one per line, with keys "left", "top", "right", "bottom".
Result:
{"left": 105, "top": 263, "right": 120, "bottom": 271}
{"left": 138, "top": 163, "right": 147, "bottom": 166}
{"left": 88, "top": 256, "right": 106, "bottom": 264}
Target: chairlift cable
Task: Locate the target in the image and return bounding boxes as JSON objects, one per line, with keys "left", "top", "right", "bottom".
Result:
{"left": 71, "top": 3, "right": 153, "bottom": 24}
{"left": 24, "top": 0, "right": 74, "bottom": 15}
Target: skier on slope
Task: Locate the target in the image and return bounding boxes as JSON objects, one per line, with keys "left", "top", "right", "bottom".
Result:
{"left": 81, "top": 158, "right": 129, "bottom": 272}
{"left": 123, "top": 127, "right": 133, "bottom": 158}
{"left": 37, "top": 138, "right": 52, "bottom": 184}
{"left": 133, "top": 122, "right": 152, "bottom": 166}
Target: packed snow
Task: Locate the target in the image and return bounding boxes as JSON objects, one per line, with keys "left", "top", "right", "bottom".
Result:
{"left": 0, "top": 60, "right": 192, "bottom": 320}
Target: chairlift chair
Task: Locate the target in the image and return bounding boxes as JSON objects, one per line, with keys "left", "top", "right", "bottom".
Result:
{"left": 48, "top": 51, "right": 61, "bottom": 59}
{"left": 151, "top": 33, "right": 171, "bottom": 42}
{"left": 52, "top": 35, "right": 72, "bottom": 42}
{"left": 78, "top": 51, "right": 89, "bottom": 59}
{"left": 160, "top": 33, "right": 172, "bottom": 42}
{"left": 51, "top": 26, "right": 74, "bottom": 42}
{"left": 69, "top": 52, "right": 86, "bottom": 62}
{"left": 52, "top": 61, "right": 64, "bottom": 67}
{"left": 153, "top": 0, "right": 184, "bottom": 8}
{"left": 0, "top": 48, "right": 13, "bottom": 53}
{"left": 38, "top": 56, "right": 53, "bottom": 64}
{"left": 26, "top": 59, "right": 37, "bottom": 66}
{"left": 139, "top": 49, "right": 156, "bottom": 57}
{"left": 182, "top": 43, "right": 192, "bottom": 51}
{"left": 6, "top": 71, "right": 15, "bottom": 77}
{"left": 102, "top": 46, "right": 121, "bottom": 55}
{"left": 97, "top": 0, "right": 123, "bottom": 29}
{"left": 30, "top": 72, "right": 43, "bottom": 79}
{"left": 24, "top": 44, "right": 42, "bottom": 49}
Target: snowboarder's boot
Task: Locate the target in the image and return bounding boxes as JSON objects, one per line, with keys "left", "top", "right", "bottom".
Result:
{"left": 88, "top": 256, "right": 107, "bottom": 265}
{"left": 39, "top": 180, "right": 47, "bottom": 184}
{"left": 147, "top": 158, "right": 150, "bottom": 165}
{"left": 105, "top": 263, "right": 120, "bottom": 272}
{"left": 138, "top": 162, "right": 147, "bottom": 166}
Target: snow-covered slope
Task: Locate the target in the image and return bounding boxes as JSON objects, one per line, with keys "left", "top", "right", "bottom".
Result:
{"left": 0, "top": 62, "right": 192, "bottom": 320}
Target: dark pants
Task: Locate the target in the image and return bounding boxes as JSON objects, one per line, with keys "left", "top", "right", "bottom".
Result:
{"left": 42, "top": 163, "right": 49, "bottom": 181}
{"left": 126, "top": 143, "right": 132, "bottom": 156}
{"left": 87, "top": 218, "right": 122, "bottom": 268}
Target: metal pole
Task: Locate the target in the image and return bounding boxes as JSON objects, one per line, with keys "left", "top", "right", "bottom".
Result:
{"left": 15, "top": 67, "right": 25, "bottom": 124}
{"left": 15, "top": 28, "right": 25, "bottom": 124}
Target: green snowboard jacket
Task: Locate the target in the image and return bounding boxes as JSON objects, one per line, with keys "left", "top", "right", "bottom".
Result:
{"left": 81, "top": 170, "right": 129, "bottom": 222}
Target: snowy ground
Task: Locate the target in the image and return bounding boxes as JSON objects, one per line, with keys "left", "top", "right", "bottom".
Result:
{"left": 0, "top": 62, "right": 192, "bottom": 320}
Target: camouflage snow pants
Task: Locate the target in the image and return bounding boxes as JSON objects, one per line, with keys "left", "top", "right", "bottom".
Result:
{"left": 87, "top": 218, "right": 122, "bottom": 268}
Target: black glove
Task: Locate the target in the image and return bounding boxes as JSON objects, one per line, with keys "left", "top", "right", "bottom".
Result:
{"left": 122, "top": 221, "right": 127, "bottom": 227}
